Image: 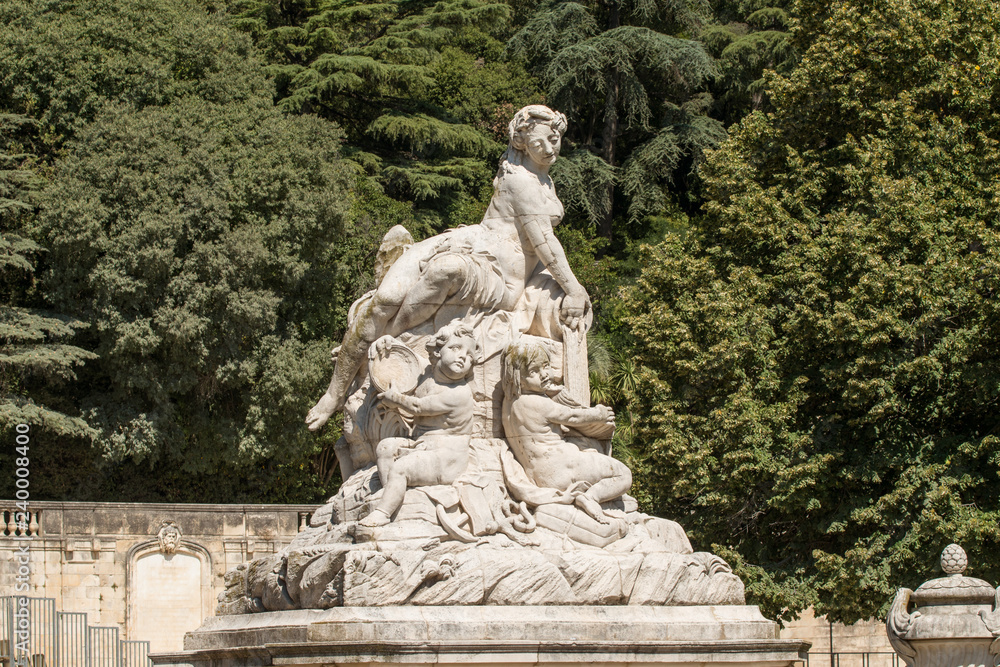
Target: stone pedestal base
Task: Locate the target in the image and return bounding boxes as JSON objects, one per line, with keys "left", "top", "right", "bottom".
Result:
{"left": 150, "top": 606, "right": 809, "bottom": 667}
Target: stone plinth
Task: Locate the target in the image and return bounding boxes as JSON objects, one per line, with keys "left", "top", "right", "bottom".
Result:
{"left": 150, "top": 606, "right": 810, "bottom": 667}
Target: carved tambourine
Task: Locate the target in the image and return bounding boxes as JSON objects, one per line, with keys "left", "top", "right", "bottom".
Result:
{"left": 369, "top": 341, "right": 421, "bottom": 394}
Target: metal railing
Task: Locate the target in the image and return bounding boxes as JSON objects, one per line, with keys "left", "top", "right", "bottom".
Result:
{"left": 0, "top": 598, "right": 149, "bottom": 667}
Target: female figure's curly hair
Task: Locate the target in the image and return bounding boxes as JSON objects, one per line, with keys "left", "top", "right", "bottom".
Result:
{"left": 494, "top": 105, "right": 568, "bottom": 182}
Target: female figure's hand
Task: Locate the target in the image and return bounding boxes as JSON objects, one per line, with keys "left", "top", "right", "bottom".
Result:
{"left": 560, "top": 290, "right": 591, "bottom": 332}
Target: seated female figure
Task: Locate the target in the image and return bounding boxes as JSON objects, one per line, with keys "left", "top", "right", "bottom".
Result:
{"left": 307, "top": 105, "right": 591, "bottom": 431}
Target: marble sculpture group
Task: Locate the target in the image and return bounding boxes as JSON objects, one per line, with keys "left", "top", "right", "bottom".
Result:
{"left": 217, "top": 105, "right": 745, "bottom": 612}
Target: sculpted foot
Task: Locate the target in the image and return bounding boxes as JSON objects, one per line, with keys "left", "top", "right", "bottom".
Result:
{"left": 306, "top": 392, "right": 341, "bottom": 432}
{"left": 575, "top": 494, "right": 610, "bottom": 524}
{"left": 359, "top": 508, "right": 391, "bottom": 527}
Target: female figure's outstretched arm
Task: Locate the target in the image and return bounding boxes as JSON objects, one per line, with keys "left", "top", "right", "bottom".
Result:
{"left": 517, "top": 212, "right": 590, "bottom": 332}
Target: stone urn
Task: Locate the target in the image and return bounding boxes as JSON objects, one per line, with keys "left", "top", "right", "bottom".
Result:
{"left": 886, "top": 544, "right": 1000, "bottom": 667}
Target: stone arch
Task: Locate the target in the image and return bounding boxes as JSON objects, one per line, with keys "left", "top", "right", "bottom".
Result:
{"left": 125, "top": 538, "right": 212, "bottom": 652}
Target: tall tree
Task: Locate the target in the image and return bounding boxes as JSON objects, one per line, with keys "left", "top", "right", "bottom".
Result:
{"left": 0, "top": 0, "right": 378, "bottom": 501}
{"left": 699, "top": 0, "right": 795, "bottom": 125}
{"left": 230, "top": 0, "right": 540, "bottom": 229}
{"left": 508, "top": 0, "right": 725, "bottom": 241}
{"left": 623, "top": 0, "right": 1000, "bottom": 623}
{"left": 39, "top": 95, "right": 353, "bottom": 483}
{"left": 0, "top": 114, "right": 96, "bottom": 439}
{"left": 0, "top": 0, "right": 267, "bottom": 159}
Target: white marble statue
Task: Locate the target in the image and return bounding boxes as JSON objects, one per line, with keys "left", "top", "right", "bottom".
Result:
{"left": 500, "top": 338, "right": 629, "bottom": 524}
{"left": 331, "top": 225, "right": 414, "bottom": 480}
{"left": 306, "top": 105, "right": 589, "bottom": 432}
{"left": 361, "top": 323, "right": 480, "bottom": 527}
{"left": 216, "top": 105, "right": 744, "bottom": 613}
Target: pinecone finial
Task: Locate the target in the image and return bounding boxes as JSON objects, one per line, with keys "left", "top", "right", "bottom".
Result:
{"left": 940, "top": 544, "right": 967, "bottom": 576}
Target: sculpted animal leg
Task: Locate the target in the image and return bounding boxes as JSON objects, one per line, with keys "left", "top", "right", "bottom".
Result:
{"left": 334, "top": 437, "right": 356, "bottom": 480}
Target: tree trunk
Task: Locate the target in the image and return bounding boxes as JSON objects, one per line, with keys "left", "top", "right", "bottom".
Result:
{"left": 599, "top": 71, "right": 619, "bottom": 241}
{"left": 598, "top": 0, "right": 621, "bottom": 241}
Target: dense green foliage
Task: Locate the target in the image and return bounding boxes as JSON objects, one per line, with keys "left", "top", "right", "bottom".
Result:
{"left": 0, "top": 0, "right": 267, "bottom": 153}
{"left": 40, "top": 97, "right": 350, "bottom": 474}
{"left": 230, "top": 0, "right": 540, "bottom": 228}
{"left": 0, "top": 0, "right": 373, "bottom": 500}
{"left": 510, "top": 0, "right": 725, "bottom": 240}
{"left": 0, "top": 113, "right": 97, "bottom": 439}
{"left": 4, "top": 0, "right": 999, "bottom": 626}
{"left": 624, "top": 0, "right": 1000, "bottom": 623}
{"left": 700, "top": 0, "right": 794, "bottom": 124}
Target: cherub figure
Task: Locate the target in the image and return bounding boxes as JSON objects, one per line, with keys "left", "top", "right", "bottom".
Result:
{"left": 501, "top": 339, "right": 631, "bottom": 523}
{"left": 360, "top": 322, "right": 480, "bottom": 527}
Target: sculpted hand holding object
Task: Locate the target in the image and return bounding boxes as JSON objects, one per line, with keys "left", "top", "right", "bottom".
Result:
{"left": 360, "top": 323, "right": 480, "bottom": 527}
{"left": 500, "top": 339, "right": 629, "bottom": 524}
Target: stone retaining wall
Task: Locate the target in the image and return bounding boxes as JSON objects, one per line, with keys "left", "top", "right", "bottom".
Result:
{"left": 0, "top": 501, "right": 314, "bottom": 652}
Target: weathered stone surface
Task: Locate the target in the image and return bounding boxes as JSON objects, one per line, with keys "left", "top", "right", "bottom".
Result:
{"left": 0, "top": 500, "right": 312, "bottom": 652}
{"left": 219, "top": 453, "right": 744, "bottom": 610}
{"left": 631, "top": 553, "right": 746, "bottom": 606}
{"left": 887, "top": 544, "right": 1000, "bottom": 667}
{"left": 214, "top": 105, "right": 751, "bottom": 612}
{"left": 554, "top": 550, "right": 644, "bottom": 604}
{"left": 147, "top": 107, "right": 792, "bottom": 664}
{"left": 133, "top": 549, "right": 203, "bottom": 652}
{"left": 151, "top": 606, "right": 810, "bottom": 667}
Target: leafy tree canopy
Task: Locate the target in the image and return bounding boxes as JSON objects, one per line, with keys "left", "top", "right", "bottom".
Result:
{"left": 623, "top": 0, "right": 1000, "bottom": 623}
{"left": 39, "top": 94, "right": 352, "bottom": 477}
{"left": 509, "top": 0, "right": 725, "bottom": 241}
{"left": 0, "top": 0, "right": 402, "bottom": 501}
{"left": 230, "top": 0, "right": 540, "bottom": 228}
{"left": 0, "top": 113, "right": 97, "bottom": 440}
{"left": 699, "top": 0, "right": 795, "bottom": 124}
{"left": 0, "top": 0, "right": 267, "bottom": 156}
